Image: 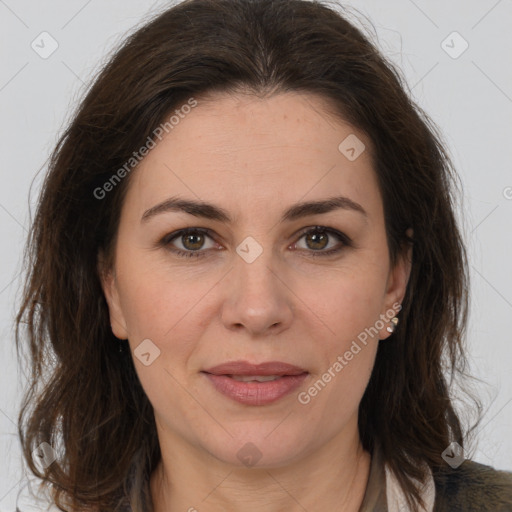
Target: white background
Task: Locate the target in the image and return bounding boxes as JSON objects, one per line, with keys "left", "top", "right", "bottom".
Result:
{"left": 1, "top": 0, "right": 511, "bottom": 509}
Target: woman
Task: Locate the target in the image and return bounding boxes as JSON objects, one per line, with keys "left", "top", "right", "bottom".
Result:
{"left": 15, "top": 0, "right": 512, "bottom": 510}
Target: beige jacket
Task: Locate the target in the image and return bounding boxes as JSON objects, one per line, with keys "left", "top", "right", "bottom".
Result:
{"left": 359, "top": 444, "right": 512, "bottom": 511}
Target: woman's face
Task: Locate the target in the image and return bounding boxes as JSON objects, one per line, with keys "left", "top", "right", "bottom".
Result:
{"left": 100, "top": 91, "right": 410, "bottom": 468}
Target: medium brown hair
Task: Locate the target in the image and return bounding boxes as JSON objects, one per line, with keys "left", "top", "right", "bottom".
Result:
{"left": 16, "top": 0, "right": 481, "bottom": 510}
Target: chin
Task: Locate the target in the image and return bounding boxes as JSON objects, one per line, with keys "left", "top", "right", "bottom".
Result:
{"left": 203, "top": 428, "right": 312, "bottom": 469}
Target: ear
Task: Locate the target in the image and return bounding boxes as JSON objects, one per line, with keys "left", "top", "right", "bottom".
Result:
{"left": 379, "top": 228, "right": 413, "bottom": 340}
{"left": 97, "top": 249, "right": 129, "bottom": 340}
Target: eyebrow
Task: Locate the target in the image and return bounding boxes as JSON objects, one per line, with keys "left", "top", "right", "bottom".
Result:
{"left": 141, "top": 195, "right": 367, "bottom": 224}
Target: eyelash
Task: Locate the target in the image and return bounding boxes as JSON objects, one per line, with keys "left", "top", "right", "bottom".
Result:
{"left": 159, "top": 226, "right": 352, "bottom": 259}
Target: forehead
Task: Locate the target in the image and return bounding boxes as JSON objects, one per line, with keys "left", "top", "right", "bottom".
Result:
{"left": 124, "top": 91, "right": 381, "bottom": 221}
{"left": 156, "top": 90, "right": 369, "bottom": 160}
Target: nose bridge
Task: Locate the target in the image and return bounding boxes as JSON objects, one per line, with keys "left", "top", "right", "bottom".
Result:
{"left": 235, "top": 241, "right": 276, "bottom": 295}
{"left": 221, "top": 233, "right": 293, "bottom": 334}
{"left": 233, "top": 233, "right": 280, "bottom": 302}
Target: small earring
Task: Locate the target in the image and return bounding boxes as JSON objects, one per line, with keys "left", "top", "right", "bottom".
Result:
{"left": 386, "top": 316, "right": 399, "bottom": 333}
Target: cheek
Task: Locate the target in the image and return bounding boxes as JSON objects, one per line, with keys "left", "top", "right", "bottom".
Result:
{"left": 297, "top": 263, "right": 385, "bottom": 407}
{"left": 318, "top": 347, "right": 376, "bottom": 424}
{"left": 302, "top": 291, "right": 379, "bottom": 421}
{"left": 115, "top": 254, "right": 216, "bottom": 366}
{"left": 115, "top": 268, "right": 199, "bottom": 407}
{"left": 309, "top": 266, "right": 387, "bottom": 343}
{"left": 115, "top": 250, "right": 185, "bottom": 334}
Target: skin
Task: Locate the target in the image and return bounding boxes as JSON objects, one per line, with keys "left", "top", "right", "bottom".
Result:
{"left": 99, "top": 91, "right": 412, "bottom": 512}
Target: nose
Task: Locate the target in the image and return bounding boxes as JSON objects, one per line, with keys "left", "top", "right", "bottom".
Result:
{"left": 220, "top": 247, "right": 294, "bottom": 337}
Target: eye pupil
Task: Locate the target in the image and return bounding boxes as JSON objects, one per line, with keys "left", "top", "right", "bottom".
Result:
{"left": 306, "top": 231, "right": 328, "bottom": 250}
{"left": 183, "top": 233, "right": 204, "bottom": 250}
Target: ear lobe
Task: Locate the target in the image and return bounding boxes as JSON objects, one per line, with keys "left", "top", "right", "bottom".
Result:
{"left": 379, "top": 229, "right": 413, "bottom": 339}
{"left": 97, "top": 250, "right": 129, "bottom": 340}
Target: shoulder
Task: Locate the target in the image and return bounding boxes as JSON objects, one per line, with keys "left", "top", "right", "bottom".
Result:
{"left": 433, "top": 459, "right": 512, "bottom": 512}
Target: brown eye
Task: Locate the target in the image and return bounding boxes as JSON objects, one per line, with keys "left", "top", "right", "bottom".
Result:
{"left": 294, "top": 226, "right": 351, "bottom": 257}
{"left": 304, "top": 230, "right": 329, "bottom": 250}
{"left": 161, "top": 228, "right": 217, "bottom": 258}
{"left": 181, "top": 232, "right": 205, "bottom": 251}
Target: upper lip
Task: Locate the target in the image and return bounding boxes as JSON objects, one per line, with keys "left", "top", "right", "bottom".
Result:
{"left": 203, "top": 360, "right": 308, "bottom": 376}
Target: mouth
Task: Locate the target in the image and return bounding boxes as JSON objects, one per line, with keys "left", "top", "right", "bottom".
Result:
{"left": 201, "top": 361, "right": 309, "bottom": 406}
{"left": 228, "top": 374, "right": 285, "bottom": 382}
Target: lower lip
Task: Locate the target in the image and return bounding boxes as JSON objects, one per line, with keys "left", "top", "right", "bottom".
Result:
{"left": 203, "top": 373, "right": 308, "bottom": 405}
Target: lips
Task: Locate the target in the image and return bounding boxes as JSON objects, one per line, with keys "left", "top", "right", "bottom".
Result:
{"left": 203, "top": 360, "right": 307, "bottom": 376}
{"left": 202, "top": 360, "right": 309, "bottom": 406}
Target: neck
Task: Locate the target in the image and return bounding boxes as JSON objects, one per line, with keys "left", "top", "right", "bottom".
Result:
{"left": 150, "top": 421, "right": 371, "bottom": 512}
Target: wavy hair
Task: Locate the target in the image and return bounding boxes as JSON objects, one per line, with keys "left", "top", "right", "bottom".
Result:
{"left": 16, "top": 0, "right": 481, "bottom": 510}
